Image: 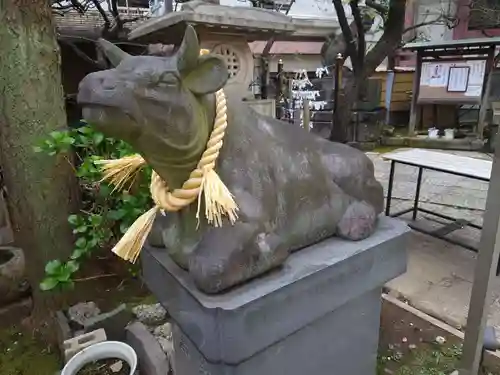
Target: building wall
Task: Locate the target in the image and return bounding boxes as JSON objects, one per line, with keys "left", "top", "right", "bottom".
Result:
{"left": 374, "top": 71, "right": 414, "bottom": 112}
{"left": 414, "top": 0, "right": 456, "bottom": 42}
{"left": 264, "top": 55, "right": 323, "bottom": 73}
{"left": 454, "top": 0, "right": 500, "bottom": 39}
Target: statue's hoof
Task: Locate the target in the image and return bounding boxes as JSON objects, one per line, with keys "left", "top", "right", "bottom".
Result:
{"left": 336, "top": 201, "right": 377, "bottom": 241}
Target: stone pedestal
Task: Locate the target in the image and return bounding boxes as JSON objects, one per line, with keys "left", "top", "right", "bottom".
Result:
{"left": 141, "top": 217, "right": 409, "bottom": 375}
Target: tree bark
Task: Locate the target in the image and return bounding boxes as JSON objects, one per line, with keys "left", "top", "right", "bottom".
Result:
{"left": 330, "top": 0, "right": 407, "bottom": 142}
{"left": 331, "top": 79, "right": 359, "bottom": 142}
{"left": 0, "top": 0, "right": 77, "bottom": 324}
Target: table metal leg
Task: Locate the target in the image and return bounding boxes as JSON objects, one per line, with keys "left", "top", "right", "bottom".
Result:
{"left": 385, "top": 161, "right": 395, "bottom": 216}
{"left": 412, "top": 167, "right": 423, "bottom": 220}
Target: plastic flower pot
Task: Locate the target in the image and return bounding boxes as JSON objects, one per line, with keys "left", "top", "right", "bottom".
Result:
{"left": 428, "top": 128, "right": 439, "bottom": 139}
{"left": 444, "top": 128, "right": 455, "bottom": 140}
{"left": 61, "top": 341, "right": 137, "bottom": 375}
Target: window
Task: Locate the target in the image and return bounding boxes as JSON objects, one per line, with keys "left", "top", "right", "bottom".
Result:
{"left": 256, "top": 0, "right": 292, "bottom": 13}
{"left": 211, "top": 45, "right": 241, "bottom": 80}
{"left": 117, "top": 0, "right": 150, "bottom": 7}
{"left": 468, "top": 0, "right": 500, "bottom": 30}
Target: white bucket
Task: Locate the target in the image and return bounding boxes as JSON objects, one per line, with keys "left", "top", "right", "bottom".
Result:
{"left": 428, "top": 128, "right": 439, "bottom": 139}
{"left": 61, "top": 341, "right": 137, "bottom": 375}
{"left": 444, "top": 128, "right": 455, "bottom": 140}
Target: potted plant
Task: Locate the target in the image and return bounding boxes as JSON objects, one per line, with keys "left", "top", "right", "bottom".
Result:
{"left": 62, "top": 341, "right": 137, "bottom": 375}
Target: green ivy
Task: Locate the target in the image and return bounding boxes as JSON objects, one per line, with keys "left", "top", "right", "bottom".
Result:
{"left": 35, "top": 123, "right": 151, "bottom": 291}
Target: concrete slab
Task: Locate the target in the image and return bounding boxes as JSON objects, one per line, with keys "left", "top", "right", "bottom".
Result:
{"left": 369, "top": 148, "right": 500, "bottom": 338}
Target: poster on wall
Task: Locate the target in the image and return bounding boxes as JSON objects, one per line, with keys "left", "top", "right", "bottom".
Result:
{"left": 429, "top": 64, "right": 448, "bottom": 87}
{"left": 418, "top": 60, "right": 486, "bottom": 103}
{"left": 447, "top": 66, "right": 470, "bottom": 92}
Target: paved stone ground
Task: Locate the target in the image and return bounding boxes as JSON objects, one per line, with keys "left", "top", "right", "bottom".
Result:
{"left": 366, "top": 149, "right": 500, "bottom": 333}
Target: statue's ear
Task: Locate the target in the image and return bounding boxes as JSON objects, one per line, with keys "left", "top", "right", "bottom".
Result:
{"left": 177, "top": 25, "right": 201, "bottom": 75}
{"left": 182, "top": 54, "right": 229, "bottom": 95}
{"left": 97, "top": 39, "right": 131, "bottom": 67}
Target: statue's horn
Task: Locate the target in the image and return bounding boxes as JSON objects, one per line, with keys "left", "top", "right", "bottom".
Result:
{"left": 98, "top": 39, "right": 131, "bottom": 67}
{"left": 177, "top": 25, "right": 200, "bottom": 74}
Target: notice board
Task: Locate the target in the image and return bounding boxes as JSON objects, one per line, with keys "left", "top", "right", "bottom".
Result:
{"left": 418, "top": 60, "right": 486, "bottom": 104}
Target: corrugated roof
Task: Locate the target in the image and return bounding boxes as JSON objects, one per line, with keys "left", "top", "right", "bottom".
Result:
{"left": 403, "top": 37, "right": 500, "bottom": 51}
{"left": 55, "top": 8, "right": 149, "bottom": 38}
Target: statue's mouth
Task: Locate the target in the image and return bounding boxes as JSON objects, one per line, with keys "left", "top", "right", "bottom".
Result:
{"left": 80, "top": 104, "right": 135, "bottom": 135}
{"left": 77, "top": 82, "right": 118, "bottom": 110}
{"left": 77, "top": 92, "right": 115, "bottom": 108}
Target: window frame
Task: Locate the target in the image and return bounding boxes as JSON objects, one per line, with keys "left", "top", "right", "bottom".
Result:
{"left": 454, "top": 0, "right": 500, "bottom": 38}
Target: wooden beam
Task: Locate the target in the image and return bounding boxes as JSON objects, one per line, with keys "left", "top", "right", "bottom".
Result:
{"left": 422, "top": 56, "right": 490, "bottom": 62}
{"left": 408, "top": 51, "right": 422, "bottom": 136}
{"left": 421, "top": 49, "right": 491, "bottom": 59}
{"left": 303, "top": 99, "right": 310, "bottom": 132}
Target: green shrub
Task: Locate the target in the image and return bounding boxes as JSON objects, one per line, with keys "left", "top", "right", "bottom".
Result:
{"left": 35, "top": 123, "right": 151, "bottom": 291}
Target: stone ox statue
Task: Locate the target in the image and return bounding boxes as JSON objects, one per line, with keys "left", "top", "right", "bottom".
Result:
{"left": 77, "top": 26, "right": 384, "bottom": 294}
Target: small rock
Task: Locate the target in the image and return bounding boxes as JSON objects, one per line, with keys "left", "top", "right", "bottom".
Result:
{"left": 408, "top": 344, "right": 417, "bottom": 350}
{"left": 67, "top": 302, "right": 100, "bottom": 327}
{"left": 435, "top": 336, "right": 446, "bottom": 345}
{"left": 110, "top": 360, "right": 123, "bottom": 373}
{"left": 132, "top": 304, "right": 167, "bottom": 326}
{"left": 153, "top": 322, "right": 172, "bottom": 340}
{"left": 401, "top": 337, "right": 408, "bottom": 343}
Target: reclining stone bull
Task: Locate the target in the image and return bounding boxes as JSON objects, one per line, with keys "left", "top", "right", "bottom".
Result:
{"left": 77, "top": 26, "right": 384, "bottom": 294}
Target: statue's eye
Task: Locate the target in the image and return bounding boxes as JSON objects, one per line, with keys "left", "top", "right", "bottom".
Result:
{"left": 158, "top": 72, "right": 178, "bottom": 85}
{"left": 156, "top": 81, "right": 170, "bottom": 89}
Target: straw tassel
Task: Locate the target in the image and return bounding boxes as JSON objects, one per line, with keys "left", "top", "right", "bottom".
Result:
{"left": 111, "top": 206, "right": 158, "bottom": 262}
{"left": 198, "top": 168, "right": 238, "bottom": 227}
{"left": 95, "top": 155, "right": 146, "bottom": 192}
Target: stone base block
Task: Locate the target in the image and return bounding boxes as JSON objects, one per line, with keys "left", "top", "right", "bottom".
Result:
{"left": 142, "top": 217, "right": 409, "bottom": 375}
{"left": 174, "top": 289, "right": 382, "bottom": 375}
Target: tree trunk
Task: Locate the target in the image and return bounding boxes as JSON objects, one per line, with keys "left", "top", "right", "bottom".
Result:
{"left": 330, "top": 80, "right": 359, "bottom": 143}
{"left": 0, "top": 0, "right": 77, "bottom": 324}
{"left": 329, "top": 0, "right": 407, "bottom": 143}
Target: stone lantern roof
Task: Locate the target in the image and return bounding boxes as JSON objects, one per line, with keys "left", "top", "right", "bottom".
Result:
{"left": 128, "top": 0, "right": 297, "bottom": 43}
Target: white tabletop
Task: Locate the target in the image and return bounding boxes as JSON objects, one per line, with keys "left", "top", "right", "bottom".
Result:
{"left": 382, "top": 149, "right": 492, "bottom": 181}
